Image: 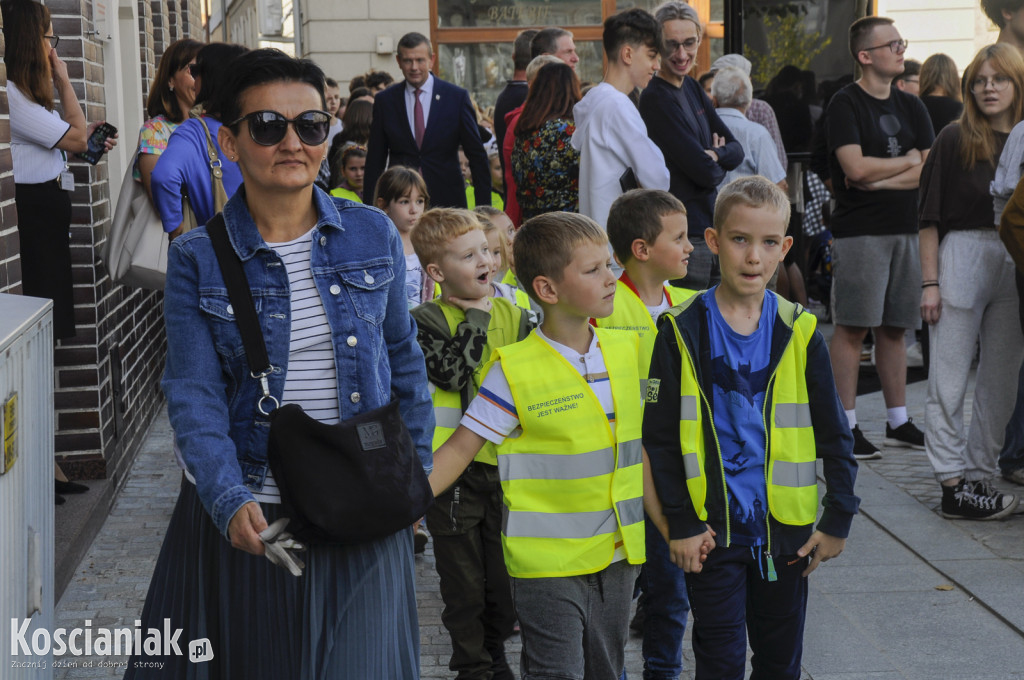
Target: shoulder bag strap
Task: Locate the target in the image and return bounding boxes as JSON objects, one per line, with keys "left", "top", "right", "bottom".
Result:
{"left": 198, "top": 117, "right": 228, "bottom": 212}
{"left": 206, "top": 214, "right": 278, "bottom": 414}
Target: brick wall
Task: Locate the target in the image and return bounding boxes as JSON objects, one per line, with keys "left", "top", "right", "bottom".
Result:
{"left": 0, "top": 30, "right": 19, "bottom": 294}
{"left": 1, "top": 0, "right": 205, "bottom": 485}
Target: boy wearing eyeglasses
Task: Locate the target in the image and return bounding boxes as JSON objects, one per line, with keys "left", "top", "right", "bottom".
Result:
{"left": 824, "top": 16, "right": 935, "bottom": 462}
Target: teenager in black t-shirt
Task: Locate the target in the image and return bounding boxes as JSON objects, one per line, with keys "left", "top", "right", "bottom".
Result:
{"left": 825, "top": 16, "right": 935, "bottom": 460}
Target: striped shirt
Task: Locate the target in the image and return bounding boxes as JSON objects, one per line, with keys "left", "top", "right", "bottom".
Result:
{"left": 254, "top": 228, "right": 341, "bottom": 503}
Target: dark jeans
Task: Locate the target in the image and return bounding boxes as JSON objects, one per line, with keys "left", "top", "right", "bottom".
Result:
{"left": 425, "top": 462, "right": 516, "bottom": 680}
{"left": 641, "top": 515, "right": 690, "bottom": 679}
{"left": 998, "top": 270, "right": 1024, "bottom": 475}
{"left": 686, "top": 545, "right": 809, "bottom": 680}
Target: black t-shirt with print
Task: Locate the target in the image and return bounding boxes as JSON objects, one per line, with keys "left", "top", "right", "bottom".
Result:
{"left": 826, "top": 83, "right": 935, "bottom": 238}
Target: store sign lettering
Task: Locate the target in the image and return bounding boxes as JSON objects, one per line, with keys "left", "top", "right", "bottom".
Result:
{"left": 488, "top": 5, "right": 551, "bottom": 23}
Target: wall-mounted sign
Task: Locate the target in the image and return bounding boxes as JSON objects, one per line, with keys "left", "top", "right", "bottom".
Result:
{"left": 3, "top": 392, "right": 18, "bottom": 475}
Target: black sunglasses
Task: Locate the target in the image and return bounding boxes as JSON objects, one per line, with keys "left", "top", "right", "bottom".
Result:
{"left": 230, "top": 110, "right": 333, "bottom": 146}
{"left": 44, "top": 34, "right": 59, "bottom": 49}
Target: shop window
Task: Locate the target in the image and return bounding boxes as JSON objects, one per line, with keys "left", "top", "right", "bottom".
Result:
{"left": 438, "top": 40, "right": 604, "bottom": 111}
{"left": 437, "top": 0, "right": 604, "bottom": 28}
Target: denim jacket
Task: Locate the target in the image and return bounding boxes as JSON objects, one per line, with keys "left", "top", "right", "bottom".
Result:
{"left": 162, "top": 186, "right": 434, "bottom": 537}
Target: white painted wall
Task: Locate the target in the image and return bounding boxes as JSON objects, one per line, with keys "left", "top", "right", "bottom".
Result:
{"left": 878, "top": 0, "right": 1000, "bottom": 71}
{"left": 297, "top": 0, "right": 429, "bottom": 88}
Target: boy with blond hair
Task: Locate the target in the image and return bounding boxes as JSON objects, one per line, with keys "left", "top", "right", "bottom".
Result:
{"left": 596, "top": 188, "right": 695, "bottom": 679}
{"left": 429, "top": 212, "right": 650, "bottom": 678}
{"left": 644, "top": 176, "right": 859, "bottom": 679}
{"left": 410, "top": 207, "right": 532, "bottom": 680}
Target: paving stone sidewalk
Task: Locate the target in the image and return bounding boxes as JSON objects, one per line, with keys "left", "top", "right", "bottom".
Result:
{"left": 52, "top": 373, "right": 1024, "bottom": 678}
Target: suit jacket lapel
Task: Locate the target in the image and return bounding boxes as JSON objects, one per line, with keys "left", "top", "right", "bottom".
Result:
{"left": 424, "top": 81, "right": 443, "bottom": 138}
{"left": 395, "top": 82, "right": 418, "bottom": 149}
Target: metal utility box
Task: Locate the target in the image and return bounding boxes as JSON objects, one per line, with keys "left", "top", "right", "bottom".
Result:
{"left": 0, "top": 294, "right": 55, "bottom": 679}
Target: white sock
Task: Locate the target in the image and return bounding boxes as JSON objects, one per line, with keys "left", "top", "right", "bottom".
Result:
{"left": 845, "top": 409, "right": 857, "bottom": 429}
{"left": 887, "top": 406, "right": 908, "bottom": 429}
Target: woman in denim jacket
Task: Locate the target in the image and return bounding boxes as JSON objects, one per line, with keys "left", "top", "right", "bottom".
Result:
{"left": 126, "top": 50, "right": 434, "bottom": 679}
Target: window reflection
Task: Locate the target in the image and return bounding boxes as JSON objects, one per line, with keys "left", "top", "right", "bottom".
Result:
{"left": 616, "top": 0, "right": 724, "bottom": 22}
{"left": 438, "top": 41, "right": 603, "bottom": 110}
{"left": 438, "top": 0, "right": 603, "bottom": 28}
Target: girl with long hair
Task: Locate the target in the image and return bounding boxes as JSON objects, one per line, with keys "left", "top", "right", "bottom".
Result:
{"left": 511, "top": 61, "right": 582, "bottom": 219}
{"left": 919, "top": 53, "right": 964, "bottom": 134}
{"left": 918, "top": 42, "right": 1024, "bottom": 519}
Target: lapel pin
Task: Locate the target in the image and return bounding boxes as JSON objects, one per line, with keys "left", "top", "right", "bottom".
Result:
{"left": 435, "top": 94, "right": 440, "bottom": 100}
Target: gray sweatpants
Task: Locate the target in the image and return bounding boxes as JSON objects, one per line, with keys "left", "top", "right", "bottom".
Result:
{"left": 510, "top": 559, "right": 640, "bottom": 680}
{"left": 926, "top": 230, "right": 1024, "bottom": 482}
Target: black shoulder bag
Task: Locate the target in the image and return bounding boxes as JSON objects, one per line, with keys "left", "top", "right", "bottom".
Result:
{"left": 206, "top": 214, "right": 433, "bottom": 544}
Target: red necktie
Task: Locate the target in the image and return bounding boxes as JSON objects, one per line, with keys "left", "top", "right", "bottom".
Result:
{"left": 414, "top": 88, "right": 425, "bottom": 149}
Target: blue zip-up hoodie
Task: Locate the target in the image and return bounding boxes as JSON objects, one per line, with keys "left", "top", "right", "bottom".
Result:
{"left": 643, "top": 291, "right": 860, "bottom": 555}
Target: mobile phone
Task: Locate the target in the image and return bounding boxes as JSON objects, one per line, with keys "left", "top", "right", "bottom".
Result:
{"left": 75, "top": 122, "right": 118, "bottom": 165}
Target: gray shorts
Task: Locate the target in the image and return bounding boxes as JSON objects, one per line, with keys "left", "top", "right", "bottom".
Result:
{"left": 831, "top": 233, "right": 922, "bottom": 330}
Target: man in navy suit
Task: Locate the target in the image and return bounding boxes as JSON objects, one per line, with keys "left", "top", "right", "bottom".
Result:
{"left": 365, "top": 32, "right": 491, "bottom": 209}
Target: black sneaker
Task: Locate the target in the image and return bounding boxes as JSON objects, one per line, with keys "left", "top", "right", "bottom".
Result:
{"left": 941, "top": 479, "right": 1018, "bottom": 520}
{"left": 851, "top": 426, "right": 881, "bottom": 460}
{"left": 884, "top": 418, "right": 925, "bottom": 450}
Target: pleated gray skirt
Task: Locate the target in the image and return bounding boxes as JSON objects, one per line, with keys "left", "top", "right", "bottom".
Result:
{"left": 123, "top": 479, "right": 420, "bottom": 679}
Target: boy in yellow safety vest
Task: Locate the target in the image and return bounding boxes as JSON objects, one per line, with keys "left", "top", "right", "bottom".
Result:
{"left": 594, "top": 188, "right": 695, "bottom": 678}
{"left": 409, "top": 207, "right": 532, "bottom": 679}
{"left": 644, "top": 176, "right": 860, "bottom": 679}
{"left": 429, "top": 212, "right": 661, "bottom": 678}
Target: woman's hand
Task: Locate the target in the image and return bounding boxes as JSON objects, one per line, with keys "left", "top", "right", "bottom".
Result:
{"left": 921, "top": 286, "right": 942, "bottom": 325}
{"left": 48, "top": 47, "right": 73, "bottom": 86}
{"left": 88, "top": 121, "right": 118, "bottom": 152}
{"left": 228, "top": 501, "right": 268, "bottom": 555}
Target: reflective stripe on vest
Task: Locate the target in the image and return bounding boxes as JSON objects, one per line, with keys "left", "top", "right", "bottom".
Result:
{"left": 494, "top": 329, "right": 645, "bottom": 578}
{"left": 665, "top": 295, "right": 820, "bottom": 537}
{"left": 498, "top": 438, "right": 642, "bottom": 481}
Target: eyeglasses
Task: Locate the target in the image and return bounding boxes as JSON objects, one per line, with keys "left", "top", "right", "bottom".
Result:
{"left": 44, "top": 34, "right": 59, "bottom": 49}
{"left": 665, "top": 37, "right": 700, "bottom": 53}
{"left": 188, "top": 63, "right": 202, "bottom": 77}
{"left": 862, "top": 39, "right": 908, "bottom": 54}
{"left": 970, "top": 74, "right": 1013, "bottom": 93}
{"left": 230, "top": 110, "right": 333, "bottom": 146}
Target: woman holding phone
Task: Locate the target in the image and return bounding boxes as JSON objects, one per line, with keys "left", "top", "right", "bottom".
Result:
{"left": 1, "top": 0, "right": 116, "bottom": 340}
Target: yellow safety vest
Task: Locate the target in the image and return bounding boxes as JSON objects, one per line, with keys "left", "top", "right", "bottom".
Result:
{"left": 663, "top": 294, "right": 819, "bottom": 546}
{"left": 429, "top": 298, "right": 523, "bottom": 465}
{"left": 329, "top": 186, "right": 362, "bottom": 203}
{"left": 501, "top": 269, "right": 532, "bottom": 311}
{"left": 594, "top": 278, "right": 695, "bottom": 390}
{"left": 465, "top": 185, "right": 505, "bottom": 210}
{"left": 493, "top": 328, "right": 645, "bottom": 578}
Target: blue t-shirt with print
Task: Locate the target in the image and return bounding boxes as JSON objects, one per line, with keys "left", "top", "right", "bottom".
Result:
{"left": 704, "top": 288, "right": 776, "bottom": 546}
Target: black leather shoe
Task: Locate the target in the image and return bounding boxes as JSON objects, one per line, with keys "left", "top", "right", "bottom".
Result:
{"left": 56, "top": 479, "right": 89, "bottom": 494}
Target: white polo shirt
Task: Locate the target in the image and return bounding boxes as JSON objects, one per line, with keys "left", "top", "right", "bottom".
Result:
{"left": 8, "top": 81, "right": 70, "bottom": 184}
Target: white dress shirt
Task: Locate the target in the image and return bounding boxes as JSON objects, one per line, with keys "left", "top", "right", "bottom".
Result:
{"left": 404, "top": 74, "right": 434, "bottom": 141}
